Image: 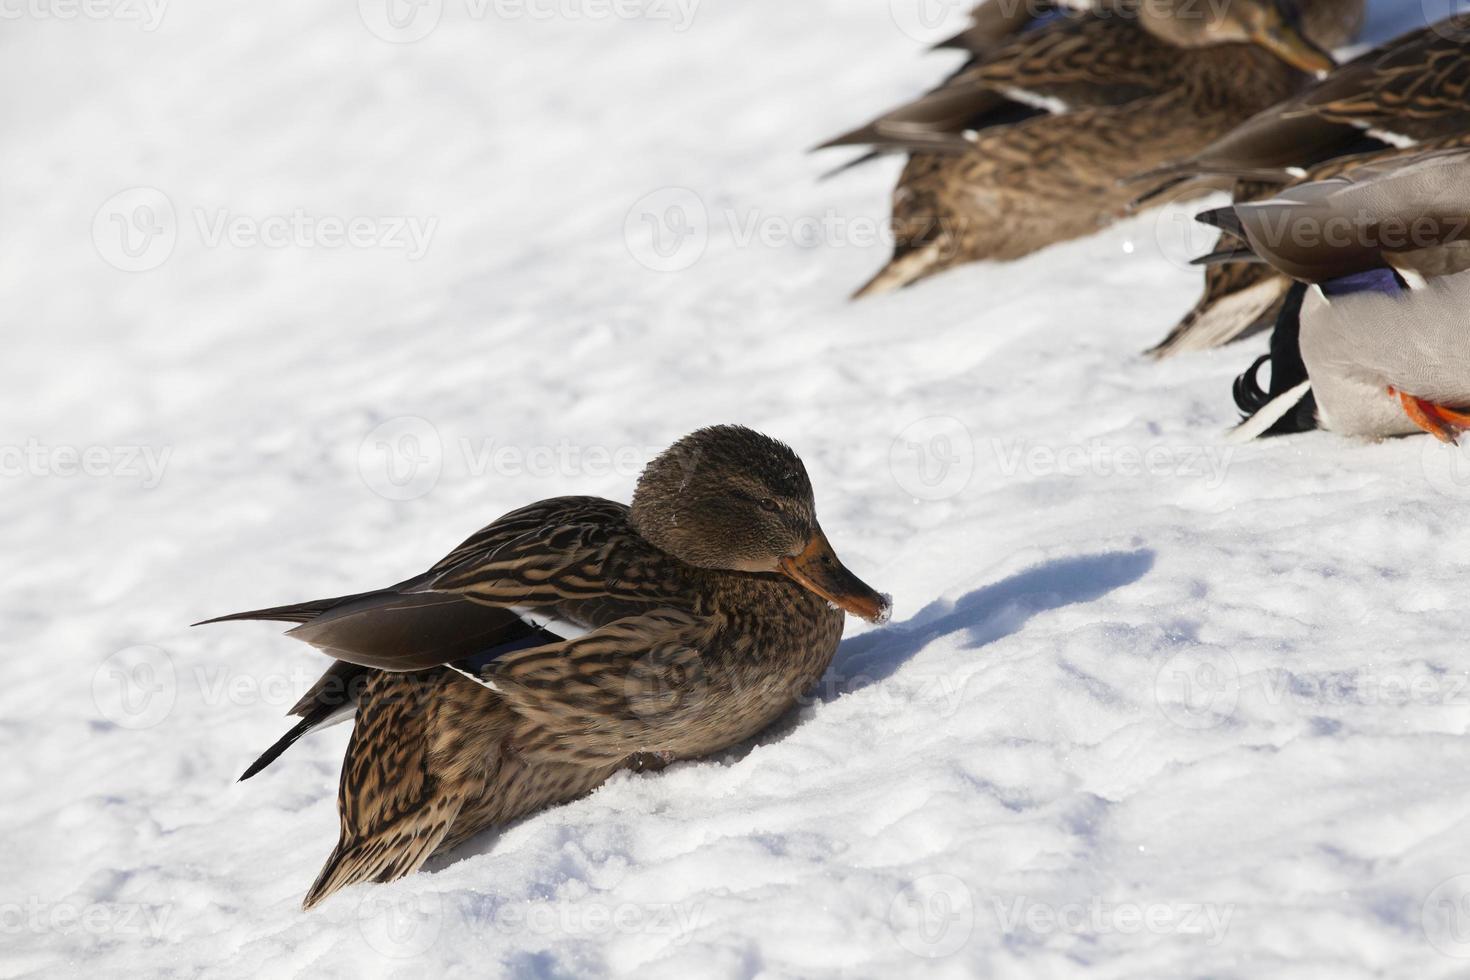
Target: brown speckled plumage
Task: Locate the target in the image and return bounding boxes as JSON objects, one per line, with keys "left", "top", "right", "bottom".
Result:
{"left": 1145, "top": 14, "right": 1470, "bottom": 355}
{"left": 819, "top": 0, "right": 1361, "bottom": 296}
{"left": 198, "top": 426, "right": 886, "bottom": 908}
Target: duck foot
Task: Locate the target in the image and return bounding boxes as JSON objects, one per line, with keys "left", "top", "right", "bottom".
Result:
{"left": 1391, "top": 388, "right": 1470, "bottom": 443}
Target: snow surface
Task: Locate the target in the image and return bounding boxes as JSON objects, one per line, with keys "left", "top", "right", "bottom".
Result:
{"left": 3, "top": 1, "right": 1466, "bottom": 977}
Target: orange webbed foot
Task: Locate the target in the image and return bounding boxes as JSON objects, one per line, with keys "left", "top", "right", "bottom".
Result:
{"left": 1390, "top": 388, "right": 1470, "bottom": 443}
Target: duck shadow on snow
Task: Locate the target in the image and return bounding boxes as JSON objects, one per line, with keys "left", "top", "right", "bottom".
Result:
{"left": 428, "top": 549, "right": 1154, "bottom": 876}
{"left": 827, "top": 548, "right": 1156, "bottom": 695}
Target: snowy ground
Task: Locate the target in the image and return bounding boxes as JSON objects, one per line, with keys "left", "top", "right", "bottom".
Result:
{"left": 4, "top": 0, "right": 1467, "bottom": 976}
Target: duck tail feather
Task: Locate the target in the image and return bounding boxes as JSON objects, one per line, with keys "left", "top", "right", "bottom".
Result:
{"left": 817, "top": 149, "right": 886, "bottom": 181}
{"left": 1190, "top": 246, "right": 1263, "bottom": 267}
{"left": 302, "top": 809, "right": 458, "bottom": 909}
{"left": 1227, "top": 380, "right": 1314, "bottom": 443}
{"left": 240, "top": 701, "right": 352, "bottom": 781}
{"left": 852, "top": 242, "right": 948, "bottom": 299}
{"left": 1149, "top": 280, "right": 1284, "bottom": 359}
{"left": 1195, "top": 206, "right": 1246, "bottom": 239}
{"left": 192, "top": 590, "right": 382, "bottom": 627}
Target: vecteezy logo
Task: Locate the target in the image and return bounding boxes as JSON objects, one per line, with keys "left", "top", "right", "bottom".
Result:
{"left": 358, "top": 0, "right": 444, "bottom": 42}
{"left": 1423, "top": 0, "right": 1470, "bottom": 41}
{"left": 358, "top": 890, "right": 444, "bottom": 957}
{"left": 1150, "top": 185, "right": 1227, "bottom": 272}
{"left": 888, "top": 0, "right": 971, "bottom": 44}
{"left": 623, "top": 187, "right": 708, "bottom": 272}
{"left": 1424, "top": 874, "right": 1470, "bottom": 958}
{"left": 625, "top": 645, "right": 707, "bottom": 722}
{"left": 1154, "top": 650, "right": 1240, "bottom": 730}
{"left": 92, "top": 187, "right": 177, "bottom": 272}
{"left": 92, "top": 645, "right": 177, "bottom": 729}
{"left": 890, "top": 416, "right": 975, "bottom": 501}
{"left": 358, "top": 416, "right": 444, "bottom": 501}
{"left": 1420, "top": 436, "right": 1470, "bottom": 500}
{"left": 888, "top": 873, "right": 974, "bottom": 958}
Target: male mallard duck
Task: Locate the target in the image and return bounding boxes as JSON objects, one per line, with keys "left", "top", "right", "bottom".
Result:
{"left": 817, "top": 0, "right": 1355, "bottom": 298}
{"left": 198, "top": 425, "right": 891, "bottom": 907}
{"left": 1215, "top": 149, "right": 1470, "bottom": 440}
{"left": 1141, "top": 13, "right": 1470, "bottom": 357}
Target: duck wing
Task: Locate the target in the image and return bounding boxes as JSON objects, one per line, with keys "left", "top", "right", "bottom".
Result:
{"left": 1205, "top": 146, "right": 1470, "bottom": 282}
{"left": 1292, "top": 17, "right": 1470, "bottom": 142}
{"left": 475, "top": 606, "right": 722, "bottom": 766}
{"left": 1139, "top": 16, "right": 1470, "bottom": 187}
{"left": 198, "top": 496, "right": 692, "bottom": 674}
{"left": 932, "top": 0, "right": 1090, "bottom": 55}
{"left": 201, "top": 496, "right": 696, "bottom": 779}
{"left": 817, "top": 11, "right": 1171, "bottom": 155}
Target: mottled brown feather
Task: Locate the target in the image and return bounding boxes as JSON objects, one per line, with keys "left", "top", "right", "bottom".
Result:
{"left": 303, "top": 671, "right": 490, "bottom": 908}
{"left": 227, "top": 469, "right": 855, "bottom": 908}
{"left": 835, "top": 0, "right": 1361, "bottom": 295}
{"left": 1154, "top": 130, "right": 1470, "bottom": 355}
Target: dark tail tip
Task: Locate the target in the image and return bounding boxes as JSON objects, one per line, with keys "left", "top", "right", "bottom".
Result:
{"left": 1191, "top": 245, "right": 1261, "bottom": 267}
{"left": 238, "top": 714, "right": 319, "bottom": 781}
{"left": 192, "top": 595, "right": 344, "bottom": 628}
{"left": 817, "top": 150, "right": 884, "bottom": 181}
{"left": 193, "top": 609, "right": 279, "bottom": 628}
{"left": 1195, "top": 205, "right": 1245, "bottom": 239}
{"left": 1233, "top": 354, "right": 1275, "bottom": 416}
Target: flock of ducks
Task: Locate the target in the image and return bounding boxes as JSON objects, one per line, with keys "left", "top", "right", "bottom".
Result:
{"left": 821, "top": 0, "right": 1470, "bottom": 441}
{"left": 821, "top": 0, "right": 1350, "bottom": 297}
{"left": 202, "top": 0, "right": 1470, "bottom": 909}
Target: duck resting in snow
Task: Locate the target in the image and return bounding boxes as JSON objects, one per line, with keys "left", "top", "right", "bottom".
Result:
{"left": 1216, "top": 149, "right": 1470, "bottom": 441}
{"left": 817, "top": 0, "right": 1357, "bottom": 298}
{"left": 197, "top": 425, "right": 891, "bottom": 907}
{"left": 1138, "top": 12, "right": 1470, "bottom": 358}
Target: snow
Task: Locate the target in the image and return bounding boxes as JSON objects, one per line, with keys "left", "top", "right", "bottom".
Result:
{"left": 2, "top": 1, "right": 1465, "bottom": 977}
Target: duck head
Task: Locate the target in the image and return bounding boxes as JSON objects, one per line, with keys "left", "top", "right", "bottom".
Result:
{"left": 631, "top": 425, "right": 892, "bottom": 624}
{"left": 1139, "top": 0, "right": 1334, "bottom": 73}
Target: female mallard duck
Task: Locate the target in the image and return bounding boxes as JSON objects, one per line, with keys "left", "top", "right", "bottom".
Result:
{"left": 817, "top": 0, "right": 1355, "bottom": 298}
{"left": 198, "top": 425, "right": 891, "bottom": 907}
{"left": 1216, "top": 148, "right": 1470, "bottom": 441}
{"left": 1141, "top": 13, "right": 1470, "bottom": 357}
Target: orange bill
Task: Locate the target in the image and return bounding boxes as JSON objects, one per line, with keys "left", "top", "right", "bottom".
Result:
{"left": 778, "top": 531, "right": 892, "bottom": 624}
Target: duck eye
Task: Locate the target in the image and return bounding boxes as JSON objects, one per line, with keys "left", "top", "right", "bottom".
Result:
{"left": 759, "top": 498, "right": 781, "bottom": 513}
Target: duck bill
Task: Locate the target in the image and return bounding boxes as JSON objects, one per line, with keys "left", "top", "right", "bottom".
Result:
{"left": 1253, "top": 23, "right": 1334, "bottom": 74}
{"left": 778, "top": 531, "right": 892, "bottom": 624}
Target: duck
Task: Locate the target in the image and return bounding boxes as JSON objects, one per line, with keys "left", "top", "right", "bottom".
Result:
{"left": 816, "top": 0, "right": 1356, "bottom": 298}
{"left": 196, "top": 425, "right": 891, "bottom": 908}
{"left": 1213, "top": 148, "right": 1470, "bottom": 441}
{"left": 1139, "top": 13, "right": 1470, "bottom": 357}
{"left": 932, "top": 0, "right": 1060, "bottom": 57}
